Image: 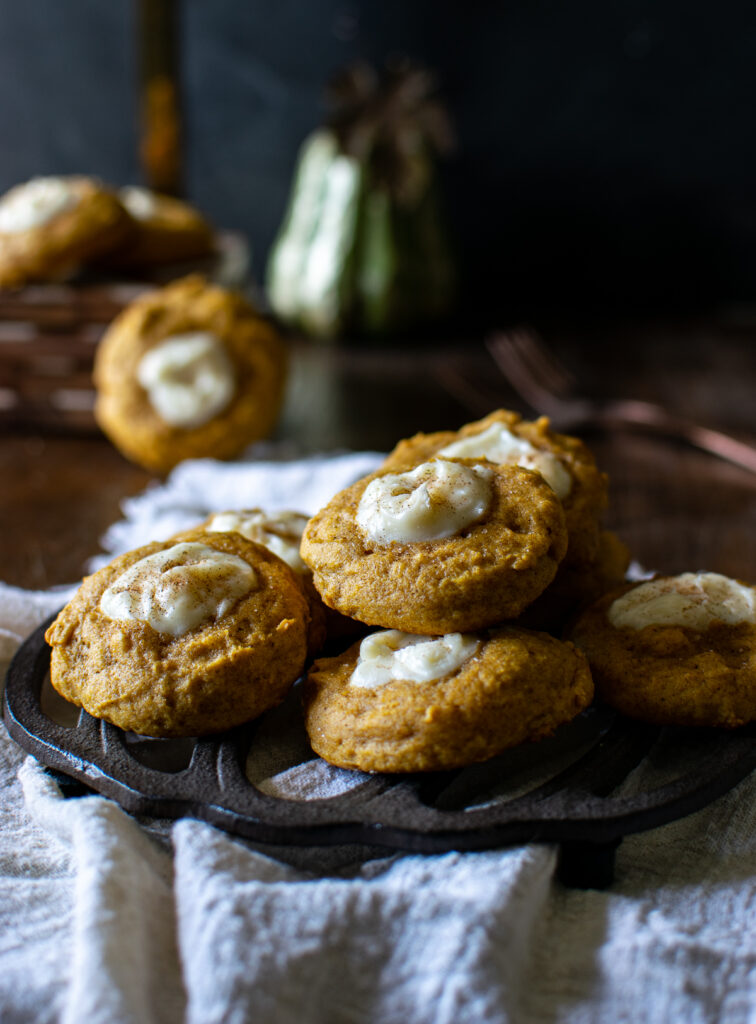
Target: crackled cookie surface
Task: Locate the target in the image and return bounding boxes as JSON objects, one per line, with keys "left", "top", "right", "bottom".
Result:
{"left": 94, "top": 275, "right": 287, "bottom": 473}
{"left": 571, "top": 571, "right": 756, "bottom": 727}
{"left": 0, "top": 175, "right": 131, "bottom": 287}
{"left": 45, "top": 527, "right": 309, "bottom": 737}
{"left": 304, "top": 625, "right": 594, "bottom": 772}
{"left": 383, "top": 409, "right": 608, "bottom": 566}
{"left": 300, "top": 457, "right": 567, "bottom": 634}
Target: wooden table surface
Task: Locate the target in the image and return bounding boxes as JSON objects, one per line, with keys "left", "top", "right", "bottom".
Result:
{"left": 2, "top": 315, "right": 755, "bottom": 591}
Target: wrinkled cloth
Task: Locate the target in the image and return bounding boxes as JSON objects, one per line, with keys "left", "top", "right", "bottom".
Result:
{"left": 1, "top": 451, "right": 755, "bottom": 1024}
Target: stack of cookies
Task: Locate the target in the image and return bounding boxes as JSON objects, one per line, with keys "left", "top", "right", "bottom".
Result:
{"left": 0, "top": 174, "right": 214, "bottom": 289}
{"left": 301, "top": 412, "right": 756, "bottom": 769}
{"left": 299, "top": 411, "right": 611, "bottom": 772}
{"left": 44, "top": 409, "right": 756, "bottom": 769}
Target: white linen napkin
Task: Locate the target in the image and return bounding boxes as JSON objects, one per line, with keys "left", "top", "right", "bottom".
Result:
{"left": 94, "top": 449, "right": 385, "bottom": 565}
{"left": 1, "top": 450, "right": 755, "bottom": 1024}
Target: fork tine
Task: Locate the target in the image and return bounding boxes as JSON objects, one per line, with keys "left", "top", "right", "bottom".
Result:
{"left": 485, "top": 332, "right": 558, "bottom": 413}
{"left": 486, "top": 328, "right": 576, "bottom": 415}
{"left": 432, "top": 363, "right": 506, "bottom": 418}
{"left": 510, "top": 327, "right": 576, "bottom": 395}
{"left": 496, "top": 327, "right": 576, "bottom": 394}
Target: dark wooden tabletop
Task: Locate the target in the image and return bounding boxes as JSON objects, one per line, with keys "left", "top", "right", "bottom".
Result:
{"left": 2, "top": 315, "right": 755, "bottom": 591}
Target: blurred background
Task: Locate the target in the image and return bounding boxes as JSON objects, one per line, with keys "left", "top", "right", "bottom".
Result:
{"left": 3, "top": 0, "right": 756, "bottom": 321}
{"left": 1, "top": 0, "right": 756, "bottom": 593}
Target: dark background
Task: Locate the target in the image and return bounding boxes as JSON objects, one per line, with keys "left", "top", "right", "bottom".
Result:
{"left": 2, "top": 1, "right": 756, "bottom": 318}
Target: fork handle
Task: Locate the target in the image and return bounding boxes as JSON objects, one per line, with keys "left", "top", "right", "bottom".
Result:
{"left": 557, "top": 399, "right": 756, "bottom": 475}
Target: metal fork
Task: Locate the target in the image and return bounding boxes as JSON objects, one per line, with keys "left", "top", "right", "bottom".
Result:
{"left": 485, "top": 327, "right": 756, "bottom": 475}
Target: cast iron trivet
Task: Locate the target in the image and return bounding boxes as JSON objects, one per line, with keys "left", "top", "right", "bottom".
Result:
{"left": 5, "top": 617, "right": 756, "bottom": 888}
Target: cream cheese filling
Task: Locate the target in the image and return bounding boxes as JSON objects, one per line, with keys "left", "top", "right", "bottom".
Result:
{"left": 349, "top": 629, "right": 481, "bottom": 688}
{"left": 137, "top": 332, "right": 235, "bottom": 428}
{"left": 439, "top": 422, "right": 572, "bottom": 499}
{"left": 0, "top": 176, "right": 79, "bottom": 234}
{"left": 608, "top": 571, "right": 756, "bottom": 631}
{"left": 206, "top": 509, "right": 309, "bottom": 572}
{"left": 100, "top": 541, "right": 257, "bottom": 636}
{"left": 356, "top": 459, "right": 493, "bottom": 545}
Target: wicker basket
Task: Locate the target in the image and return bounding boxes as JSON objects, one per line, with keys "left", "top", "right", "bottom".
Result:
{"left": 0, "top": 232, "right": 250, "bottom": 433}
{"left": 0, "top": 282, "right": 149, "bottom": 432}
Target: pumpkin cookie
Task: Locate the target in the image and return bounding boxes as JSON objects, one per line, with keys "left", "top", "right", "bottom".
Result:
{"left": 383, "top": 409, "right": 608, "bottom": 566}
{"left": 0, "top": 175, "right": 131, "bottom": 287}
{"left": 570, "top": 571, "right": 756, "bottom": 728}
{"left": 112, "top": 186, "right": 214, "bottom": 267}
{"left": 94, "top": 275, "right": 287, "bottom": 474}
{"left": 300, "top": 457, "right": 568, "bottom": 634}
{"left": 45, "top": 527, "right": 310, "bottom": 737}
{"left": 304, "top": 625, "right": 594, "bottom": 772}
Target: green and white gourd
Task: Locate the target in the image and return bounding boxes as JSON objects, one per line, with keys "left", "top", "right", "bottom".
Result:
{"left": 266, "top": 65, "right": 456, "bottom": 340}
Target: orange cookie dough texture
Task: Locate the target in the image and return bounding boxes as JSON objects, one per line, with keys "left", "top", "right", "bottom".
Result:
{"left": 44, "top": 527, "right": 309, "bottom": 737}
{"left": 300, "top": 460, "right": 568, "bottom": 634}
{"left": 570, "top": 574, "right": 756, "bottom": 728}
{"left": 0, "top": 175, "right": 131, "bottom": 287}
{"left": 383, "top": 409, "right": 608, "bottom": 566}
{"left": 94, "top": 275, "right": 287, "bottom": 474}
{"left": 304, "top": 626, "right": 594, "bottom": 772}
{"left": 111, "top": 186, "right": 214, "bottom": 267}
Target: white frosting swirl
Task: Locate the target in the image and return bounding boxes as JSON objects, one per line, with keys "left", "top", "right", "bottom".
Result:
{"left": 137, "top": 332, "right": 235, "bottom": 428}
{"left": 356, "top": 459, "right": 493, "bottom": 545}
{"left": 350, "top": 629, "right": 481, "bottom": 689}
{"left": 100, "top": 541, "right": 256, "bottom": 636}
{"left": 609, "top": 572, "right": 756, "bottom": 631}
{"left": 0, "top": 177, "right": 79, "bottom": 234}
{"left": 206, "top": 510, "right": 309, "bottom": 572}
{"left": 439, "top": 422, "right": 572, "bottom": 499}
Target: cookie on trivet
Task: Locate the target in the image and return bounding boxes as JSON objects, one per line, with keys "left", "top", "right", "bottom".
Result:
{"left": 570, "top": 571, "right": 756, "bottom": 728}
{"left": 300, "top": 457, "right": 567, "bottom": 634}
{"left": 0, "top": 175, "right": 131, "bottom": 287}
{"left": 45, "top": 527, "right": 309, "bottom": 737}
{"left": 304, "top": 625, "right": 594, "bottom": 772}
{"left": 110, "top": 186, "right": 214, "bottom": 267}
{"left": 94, "top": 274, "right": 286, "bottom": 474}
{"left": 382, "top": 409, "right": 608, "bottom": 567}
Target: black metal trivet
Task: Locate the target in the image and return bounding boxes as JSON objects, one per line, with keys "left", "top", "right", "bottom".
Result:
{"left": 4, "top": 617, "right": 756, "bottom": 889}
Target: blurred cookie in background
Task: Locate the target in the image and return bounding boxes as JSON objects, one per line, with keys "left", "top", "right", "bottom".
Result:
{"left": 110, "top": 186, "right": 215, "bottom": 268}
{"left": 94, "top": 274, "right": 287, "bottom": 474}
{"left": 0, "top": 175, "right": 131, "bottom": 288}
